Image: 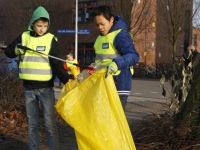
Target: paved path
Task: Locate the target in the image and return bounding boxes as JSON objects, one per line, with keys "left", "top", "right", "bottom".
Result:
{"left": 126, "top": 79, "right": 171, "bottom": 124}
{"left": 52, "top": 79, "right": 171, "bottom": 150}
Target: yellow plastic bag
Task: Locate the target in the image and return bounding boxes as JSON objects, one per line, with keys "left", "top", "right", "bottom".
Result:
{"left": 55, "top": 68, "right": 136, "bottom": 150}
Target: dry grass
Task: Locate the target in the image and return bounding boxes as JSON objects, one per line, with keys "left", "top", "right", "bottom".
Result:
{"left": 132, "top": 111, "right": 200, "bottom": 150}
{"left": 0, "top": 62, "right": 66, "bottom": 149}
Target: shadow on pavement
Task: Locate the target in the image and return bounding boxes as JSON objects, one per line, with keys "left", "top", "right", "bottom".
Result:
{"left": 0, "top": 135, "right": 29, "bottom": 150}
{"left": 57, "top": 123, "right": 78, "bottom": 150}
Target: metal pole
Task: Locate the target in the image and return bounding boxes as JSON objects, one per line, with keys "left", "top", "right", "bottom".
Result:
{"left": 16, "top": 45, "right": 94, "bottom": 70}
{"left": 75, "top": 0, "right": 78, "bottom": 60}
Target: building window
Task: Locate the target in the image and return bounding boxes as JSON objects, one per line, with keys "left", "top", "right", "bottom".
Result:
{"left": 73, "top": 1, "right": 97, "bottom": 23}
{"left": 71, "top": 43, "right": 95, "bottom": 65}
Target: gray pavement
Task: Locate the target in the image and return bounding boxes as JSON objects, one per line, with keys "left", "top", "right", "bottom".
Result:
{"left": 126, "top": 79, "right": 171, "bottom": 124}
{"left": 52, "top": 79, "right": 172, "bottom": 150}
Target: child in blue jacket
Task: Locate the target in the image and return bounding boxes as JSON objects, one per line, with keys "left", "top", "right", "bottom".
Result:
{"left": 92, "top": 5, "right": 139, "bottom": 111}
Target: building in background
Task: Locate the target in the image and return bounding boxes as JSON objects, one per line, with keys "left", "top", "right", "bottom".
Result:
{"left": 0, "top": 0, "right": 198, "bottom": 68}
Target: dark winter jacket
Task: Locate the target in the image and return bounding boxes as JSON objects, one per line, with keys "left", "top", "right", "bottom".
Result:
{"left": 108, "top": 16, "right": 139, "bottom": 95}
{"left": 4, "top": 6, "right": 69, "bottom": 89}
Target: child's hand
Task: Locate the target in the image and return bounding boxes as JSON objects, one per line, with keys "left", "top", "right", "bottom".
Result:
{"left": 105, "top": 62, "right": 118, "bottom": 78}
{"left": 68, "top": 79, "right": 73, "bottom": 82}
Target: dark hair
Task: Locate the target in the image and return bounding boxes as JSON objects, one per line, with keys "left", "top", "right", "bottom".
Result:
{"left": 33, "top": 17, "right": 49, "bottom": 24}
{"left": 31, "top": 17, "right": 49, "bottom": 30}
{"left": 67, "top": 50, "right": 74, "bottom": 56}
{"left": 92, "top": 5, "right": 114, "bottom": 21}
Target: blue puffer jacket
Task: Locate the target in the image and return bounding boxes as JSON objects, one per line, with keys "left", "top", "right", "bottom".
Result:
{"left": 110, "top": 16, "right": 139, "bottom": 95}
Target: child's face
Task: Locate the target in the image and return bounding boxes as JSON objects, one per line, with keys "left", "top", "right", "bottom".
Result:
{"left": 93, "top": 14, "right": 114, "bottom": 35}
{"left": 67, "top": 54, "right": 73, "bottom": 61}
{"left": 32, "top": 20, "right": 49, "bottom": 35}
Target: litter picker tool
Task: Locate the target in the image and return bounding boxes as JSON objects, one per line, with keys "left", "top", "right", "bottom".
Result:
{"left": 17, "top": 45, "right": 93, "bottom": 70}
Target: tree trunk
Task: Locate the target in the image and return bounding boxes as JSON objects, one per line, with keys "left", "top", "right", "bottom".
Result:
{"left": 175, "top": 65, "right": 200, "bottom": 126}
{"left": 171, "top": 43, "right": 176, "bottom": 88}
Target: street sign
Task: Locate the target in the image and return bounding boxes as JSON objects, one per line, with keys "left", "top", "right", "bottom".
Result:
{"left": 78, "top": 29, "right": 90, "bottom": 34}
{"left": 57, "top": 29, "right": 90, "bottom": 34}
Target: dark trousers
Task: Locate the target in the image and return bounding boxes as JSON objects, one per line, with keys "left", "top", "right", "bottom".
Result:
{"left": 119, "top": 95, "right": 128, "bottom": 111}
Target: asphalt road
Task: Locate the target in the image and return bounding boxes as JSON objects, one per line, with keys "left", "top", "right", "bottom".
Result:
{"left": 126, "top": 79, "right": 171, "bottom": 124}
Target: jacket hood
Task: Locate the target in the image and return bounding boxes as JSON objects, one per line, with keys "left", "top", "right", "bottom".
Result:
{"left": 28, "top": 6, "right": 50, "bottom": 31}
{"left": 109, "top": 15, "right": 128, "bottom": 33}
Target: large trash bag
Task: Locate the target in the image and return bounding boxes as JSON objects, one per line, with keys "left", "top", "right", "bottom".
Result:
{"left": 55, "top": 68, "right": 136, "bottom": 150}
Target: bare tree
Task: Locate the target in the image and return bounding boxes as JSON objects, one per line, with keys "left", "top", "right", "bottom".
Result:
{"left": 100, "top": 0, "right": 155, "bottom": 36}
{"left": 0, "top": 0, "right": 68, "bottom": 44}
{"left": 157, "top": 0, "right": 200, "bottom": 70}
{"left": 99, "top": 0, "right": 134, "bottom": 31}
{"left": 157, "top": 0, "right": 200, "bottom": 128}
{"left": 131, "top": 0, "right": 155, "bottom": 37}
{"left": 157, "top": 0, "right": 200, "bottom": 90}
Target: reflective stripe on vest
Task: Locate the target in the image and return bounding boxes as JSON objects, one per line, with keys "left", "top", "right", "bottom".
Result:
{"left": 94, "top": 29, "right": 134, "bottom": 75}
{"left": 18, "top": 31, "right": 54, "bottom": 81}
{"left": 94, "top": 30, "right": 121, "bottom": 66}
{"left": 95, "top": 53, "right": 121, "bottom": 60}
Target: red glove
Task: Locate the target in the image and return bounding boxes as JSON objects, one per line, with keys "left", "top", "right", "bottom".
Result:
{"left": 86, "top": 64, "right": 96, "bottom": 75}
{"left": 63, "top": 62, "right": 69, "bottom": 71}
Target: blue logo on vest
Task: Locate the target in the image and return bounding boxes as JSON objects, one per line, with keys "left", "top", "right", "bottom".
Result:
{"left": 36, "top": 46, "right": 46, "bottom": 51}
{"left": 102, "top": 43, "right": 109, "bottom": 49}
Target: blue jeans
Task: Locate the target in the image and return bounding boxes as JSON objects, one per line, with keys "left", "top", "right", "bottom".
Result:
{"left": 119, "top": 95, "right": 128, "bottom": 111}
{"left": 24, "top": 87, "right": 59, "bottom": 150}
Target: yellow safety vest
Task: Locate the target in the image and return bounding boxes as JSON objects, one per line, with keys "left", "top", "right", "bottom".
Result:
{"left": 94, "top": 29, "right": 134, "bottom": 75}
{"left": 94, "top": 30, "right": 121, "bottom": 65}
{"left": 18, "top": 31, "right": 54, "bottom": 81}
